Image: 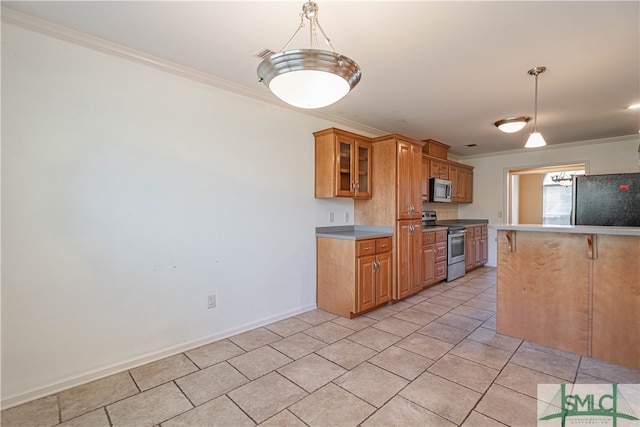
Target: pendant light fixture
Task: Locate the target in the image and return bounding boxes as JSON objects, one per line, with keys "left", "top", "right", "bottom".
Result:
{"left": 257, "top": 2, "right": 362, "bottom": 109}
{"left": 494, "top": 116, "right": 530, "bottom": 133}
{"left": 525, "top": 66, "right": 547, "bottom": 148}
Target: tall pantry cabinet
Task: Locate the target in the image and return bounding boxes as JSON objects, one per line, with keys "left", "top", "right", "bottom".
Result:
{"left": 355, "top": 135, "right": 425, "bottom": 300}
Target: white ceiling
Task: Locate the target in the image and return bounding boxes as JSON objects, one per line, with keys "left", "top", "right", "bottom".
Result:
{"left": 3, "top": 1, "right": 639, "bottom": 156}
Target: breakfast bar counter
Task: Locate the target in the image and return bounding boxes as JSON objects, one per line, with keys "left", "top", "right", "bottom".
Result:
{"left": 490, "top": 224, "right": 640, "bottom": 369}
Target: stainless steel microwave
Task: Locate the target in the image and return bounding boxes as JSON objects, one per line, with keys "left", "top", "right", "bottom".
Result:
{"left": 429, "top": 178, "right": 452, "bottom": 202}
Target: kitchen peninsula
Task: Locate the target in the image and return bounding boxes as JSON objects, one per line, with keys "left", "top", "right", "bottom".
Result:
{"left": 492, "top": 224, "right": 640, "bottom": 370}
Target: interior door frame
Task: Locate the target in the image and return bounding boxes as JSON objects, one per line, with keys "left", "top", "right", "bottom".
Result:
{"left": 504, "top": 161, "right": 589, "bottom": 224}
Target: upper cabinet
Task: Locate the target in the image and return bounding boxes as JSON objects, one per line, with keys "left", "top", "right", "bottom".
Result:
{"left": 458, "top": 166, "right": 474, "bottom": 203}
{"left": 397, "top": 141, "right": 422, "bottom": 219}
{"left": 422, "top": 139, "right": 474, "bottom": 204}
{"left": 314, "top": 128, "right": 372, "bottom": 199}
{"left": 314, "top": 130, "right": 473, "bottom": 204}
{"left": 421, "top": 155, "right": 430, "bottom": 201}
{"left": 429, "top": 159, "right": 450, "bottom": 180}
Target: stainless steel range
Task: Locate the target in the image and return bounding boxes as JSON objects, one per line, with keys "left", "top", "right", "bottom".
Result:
{"left": 422, "top": 211, "right": 466, "bottom": 282}
{"left": 445, "top": 226, "right": 466, "bottom": 281}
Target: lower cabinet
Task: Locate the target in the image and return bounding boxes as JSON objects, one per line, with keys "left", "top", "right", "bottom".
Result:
{"left": 422, "top": 232, "right": 436, "bottom": 286}
{"left": 398, "top": 220, "right": 423, "bottom": 300}
{"left": 423, "top": 230, "right": 448, "bottom": 287}
{"left": 357, "top": 239, "right": 392, "bottom": 313}
{"left": 465, "top": 225, "right": 488, "bottom": 271}
{"left": 435, "top": 231, "right": 448, "bottom": 282}
{"left": 317, "top": 236, "right": 392, "bottom": 318}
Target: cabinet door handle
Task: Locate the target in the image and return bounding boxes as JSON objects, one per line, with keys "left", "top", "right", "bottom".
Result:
{"left": 380, "top": 244, "right": 388, "bottom": 248}
{"left": 364, "top": 246, "right": 373, "bottom": 251}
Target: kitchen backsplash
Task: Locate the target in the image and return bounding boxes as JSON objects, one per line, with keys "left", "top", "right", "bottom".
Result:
{"left": 422, "top": 201, "right": 458, "bottom": 219}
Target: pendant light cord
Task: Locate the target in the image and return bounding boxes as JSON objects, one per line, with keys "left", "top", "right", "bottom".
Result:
{"left": 533, "top": 73, "right": 539, "bottom": 131}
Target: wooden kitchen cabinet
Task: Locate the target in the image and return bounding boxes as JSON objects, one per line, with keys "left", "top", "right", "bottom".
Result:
{"left": 397, "top": 142, "right": 422, "bottom": 220}
{"left": 356, "top": 238, "right": 392, "bottom": 313}
{"left": 461, "top": 166, "right": 473, "bottom": 203}
{"left": 422, "top": 139, "right": 450, "bottom": 159}
{"left": 429, "top": 159, "right": 449, "bottom": 180}
{"left": 449, "top": 164, "right": 459, "bottom": 202}
{"left": 422, "top": 232, "right": 436, "bottom": 286}
{"left": 434, "top": 231, "right": 448, "bottom": 282}
{"left": 314, "top": 128, "right": 372, "bottom": 199}
{"left": 465, "top": 227, "right": 477, "bottom": 271}
{"left": 421, "top": 155, "right": 430, "bottom": 201}
{"left": 496, "top": 230, "right": 640, "bottom": 369}
{"left": 421, "top": 139, "right": 474, "bottom": 204}
{"left": 317, "top": 236, "right": 392, "bottom": 318}
{"left": 422, "top": 230, "right": 448, "bottom": 287}
{"left": 465, "top": 226, "right": 487, "bottom": 271}
{"left": 480, "top": 226, "right": 488, "bottom": 265}
{"left": 398, "top": 220, "right": 423, "bottom": 299}
{"left": 453, "top": 166, "right": 474, "bottom": 203}
{"left": 355, "top": 134, "right": 425, "bottom": 302}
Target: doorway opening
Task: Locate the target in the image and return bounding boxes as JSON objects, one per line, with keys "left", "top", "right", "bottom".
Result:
{"left": 507, "top": 163, "right": 586, "bottom": 224}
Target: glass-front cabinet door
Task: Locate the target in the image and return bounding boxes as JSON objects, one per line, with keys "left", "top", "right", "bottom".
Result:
{"left": 335, "top": 137, "right": 371, "bottom": 198}
{"left": 314, "top": 128, "right": 372, "bottom": 199}
{"left": 336, "top": 138, "right": 355, "bottom": 197}
{"left": 355, "top": 142, "right": 371, "bottom": 198}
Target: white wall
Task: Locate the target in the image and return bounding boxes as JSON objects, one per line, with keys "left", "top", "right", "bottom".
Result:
{"left": 1, "top": 23, "right": 362, "bottom": 406}
{"left": 458, "top": 136, "right": 640, "bottom": 266}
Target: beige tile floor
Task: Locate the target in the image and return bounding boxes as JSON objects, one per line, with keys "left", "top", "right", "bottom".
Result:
{"left": 3, "top": 267, "right": 640, "bottom": 426}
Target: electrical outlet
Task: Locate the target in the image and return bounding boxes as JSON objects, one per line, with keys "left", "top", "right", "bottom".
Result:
{"left": 207, "top": 294, "right": 216, "bottom": 309}
{"left": 344, "top": 212, "right": 350, "bottom": 222}
{"left": 498, "top": 211, "right": 503, "bottom": 218}
{"left": 329, "top": 212, "right": 335, "bottom": 222}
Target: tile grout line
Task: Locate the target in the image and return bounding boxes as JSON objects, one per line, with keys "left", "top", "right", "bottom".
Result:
{"left": 15, "top": 269, "right": 633, "bottom": 427}
{"left": 456, "top": 337, "right": 527, "bottom": 426}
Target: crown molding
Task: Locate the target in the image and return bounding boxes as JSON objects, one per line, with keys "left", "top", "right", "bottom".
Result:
{"left": 1, "top": 6, "right": 386, "bottom": 138}
{"left": 458, "top": 134, "right": 640, "bottom": 160}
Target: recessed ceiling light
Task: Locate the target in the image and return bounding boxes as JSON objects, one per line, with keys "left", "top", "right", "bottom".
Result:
{"left": 628, "top": 103, "right": 640, "bottom": 109}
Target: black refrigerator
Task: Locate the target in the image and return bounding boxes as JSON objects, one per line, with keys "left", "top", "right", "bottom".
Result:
{"left": 572, "top": 173, "right": 640, "bottom": 227}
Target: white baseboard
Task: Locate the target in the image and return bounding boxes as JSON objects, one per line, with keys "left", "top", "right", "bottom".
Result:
{"left": 1, "top": 303, "right": 317, "bottom": 410}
